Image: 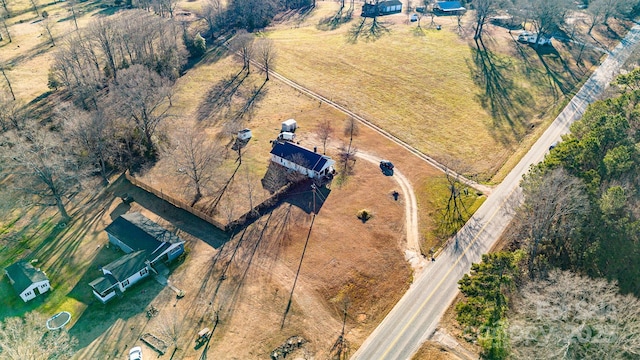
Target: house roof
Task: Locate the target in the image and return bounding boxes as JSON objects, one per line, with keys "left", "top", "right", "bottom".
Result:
{"left": 270, "top": 141, "right": 333, "bottom": 172}
{"left": 89, "top": 273, "right": 119, "bottom": 295}
{"left": 379, "top": 0, "right": 402, "bottom": 6}
{"left": 103, "top": 250, "right": 148, "bottom": 282}
{"left": 105, "top": 212, "right": 184, "bottom": 260}
{"left": 4, "top": 261, "right": 48, "bottom": 294}
{"left": 435, "top": 1, "right": 465, "bottom": 11}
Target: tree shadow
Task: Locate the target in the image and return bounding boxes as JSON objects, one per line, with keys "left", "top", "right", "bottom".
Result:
{"left": 282, "top": 181, "right": 331, "bottom": 215}
{"left": 317, "top": 5, "right": 354, "bottom": 31}
{"left": 534, "top": 44, "right": 581, "bottom": 100}
{"left": 468, "top": 38, "right": 534, "bottom": 144}
{"left": 346, "top": 17, "right": 389, "bottom": 44}
{"left": 196, "top": 70, "right": 248, "bottom": 123}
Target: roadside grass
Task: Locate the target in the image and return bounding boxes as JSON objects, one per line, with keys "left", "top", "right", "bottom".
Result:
{"left": 417, "top": 176, "right": 485, "bottom": 254}
{"left": 264, "top": 3, "right": 601, "bottom": 181}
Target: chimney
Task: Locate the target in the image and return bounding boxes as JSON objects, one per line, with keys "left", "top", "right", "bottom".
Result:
{"left": 314, "top": 146, "right": 317, "bottom": 153}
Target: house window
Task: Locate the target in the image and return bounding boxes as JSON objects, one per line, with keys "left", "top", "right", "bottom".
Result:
{"left": 121, "top": 279, "right": 130, "bottom": 287}
{"left": 25, "top": 291, "right": 32, "bottom": 296}
{"left": 41, "top": 284, "right": 48, "bottom": 288}
{"left": 140, "top": 268, "right": 148, "bottom": 276}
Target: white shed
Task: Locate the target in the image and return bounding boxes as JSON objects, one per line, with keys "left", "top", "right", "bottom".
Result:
{"left": 238, "top": 128, "right": 253, "bottom": 141}
{"left": 4, "top": 261, "right": 51, "bottom": 302}
{"left": 281, "top": 119, "right": 297, "bottom": 132}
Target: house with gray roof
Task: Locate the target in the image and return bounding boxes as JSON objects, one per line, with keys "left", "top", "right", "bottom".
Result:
{"left": 270, "top": 141, "right": 335, "bottom": 179}
{"left": 89, "top": 213, "right": 185, "bottom": 303}
{"left": 4, "top": 261, "right": 51, "bottom": 302}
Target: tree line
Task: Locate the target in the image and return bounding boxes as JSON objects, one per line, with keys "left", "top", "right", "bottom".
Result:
{"left": 455, "top": 69, "right": 640, "bottom": 359}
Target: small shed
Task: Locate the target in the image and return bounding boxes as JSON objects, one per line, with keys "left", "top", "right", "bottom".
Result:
{"left": 237, "top": 128, "right": 252, "bottom": 141}
{"left": 4, "top": 261, "right": 51, "bottom": 302}
{"left": 281, "top": 119, "right": 297, "bottom": 132}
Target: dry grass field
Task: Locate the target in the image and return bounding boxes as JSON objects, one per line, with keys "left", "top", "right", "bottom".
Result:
{"left": 263, "top": 2, "right": 608, "bottom": 181}
{"left": 0, "top": 0, "right": 631, "bottom": 359}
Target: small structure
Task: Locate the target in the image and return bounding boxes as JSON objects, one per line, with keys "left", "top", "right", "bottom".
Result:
{"left": 281, "top": 119, "right": 297, "bottom": 133}
{"left": 518, "top": 31, "right": 552, "bottom": 46}
{"left": 89, "top": 213, "right": 185, "bottom": 303}
{"left": 433, "top": 1, "right": 466, "bottom": 15}
{"left": 4, "top": 261, "right": 50, "bottom": 302}
{"left": 362, "top": 0, "right": 402, "bottom": 17}
{"left": 237, "top": 128, "right": 252, "bottom": 141}
{"left": 270, "top": 141, "right": 335, "bottom": 179}
{"left": 277, "top": 132, "right": 296, "bottom": 142}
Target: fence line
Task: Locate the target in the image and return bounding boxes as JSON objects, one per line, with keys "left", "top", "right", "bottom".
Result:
{"left": 125, "top": 171, "right": 227, "bottom": 230}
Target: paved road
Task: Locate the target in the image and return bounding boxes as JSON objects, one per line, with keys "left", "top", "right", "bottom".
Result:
{"left": 351, "top": 23, "right": 640, "bottom": 360}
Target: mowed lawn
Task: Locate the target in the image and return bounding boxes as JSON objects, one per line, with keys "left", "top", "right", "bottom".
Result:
{"left": 265, "top": 2, "right": 596, "bottom": 180}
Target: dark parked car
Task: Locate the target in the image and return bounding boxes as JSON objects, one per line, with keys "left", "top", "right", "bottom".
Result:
{"left": 380, "top": 160, "right": 394, "bottom": 170}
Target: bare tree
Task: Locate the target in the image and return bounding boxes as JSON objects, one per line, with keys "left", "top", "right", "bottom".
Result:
{"left": 0, "top": 94, "right": 25, "bottom": 131}
{"left": 510, "top": 270, "right": 640, "bottom": 359}
{"left": 0, "top": 312, "right": 77, "bottom": 359}
{"left": 1, "top": 10, "right": 11, "bottom": 43}
{"left": 66, "top": 0, "right": 78, "bottom": 30}
{"left": 39, "top": 16, "right": 56, "bottom": 46}
{"left": 256, "top": 37, "right": 276, "bottom": 81}
{"left": 231, "top": 30, "right": 254, "bottom": 73}
{"left": 510, "top": 167, "right": 590, "bottom": 277}
{"left": 522, "top": 0, "right": 571, "bottom": 43}
{"left": 315, "top": 119, "right": 333, "bottom": 154}
{"left": 156, "top": 310, "right": 183, "bottom": 359}
{"left": 472, "top": 0, "right": 505, "bottom": 40}
{"left": 0, "top": 0, "right": 8, "bottom": 17}
{"left": 89, "top": 18, "right": 119, "bottom": 80}
{"left": 59, "top": 103, "right": 116, "bottom": 184}
{"left": 1, "top": 125, "right": 86, "bottom": 221}
{"left": 343, "top": 117, "right": 359, "bottom": 156}
{"left": 29, "top": 0, "right": 39, "bottom": 16}
{"left": 1, "top": 63, "right": 15, "bottom": 100}
{"left": 110, "top": 65, "right": 172, "bottom": 157}
{"left": 171, "top": 127, "right": 222, "bottom": 206}
{"left": 201, "top": 0, "right": 224, "bottom": 38}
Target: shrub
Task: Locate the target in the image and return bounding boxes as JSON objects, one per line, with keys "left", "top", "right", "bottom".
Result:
{"left": 357, "top": 209, "right": 372, "bottom": 223}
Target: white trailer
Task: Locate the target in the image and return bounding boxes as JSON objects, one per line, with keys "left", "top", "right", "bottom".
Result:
{"left": 281, "top": 119, "right": 297, "bottom": 132}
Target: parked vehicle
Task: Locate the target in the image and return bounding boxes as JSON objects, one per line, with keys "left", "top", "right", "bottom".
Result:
{"left": 517, "top": 31, "right": 552, "bottom": 46}
{"left": 277, "top": 132, "right": 296, "bottom": 142}
{"left": 380, "top": 160, "right": 394, "bottom": 170}
{"left": 410, "top": 13, "right": 419, "bottom": 22}
{"left": 129, "top": 346, "right": 143, "bottom": 360}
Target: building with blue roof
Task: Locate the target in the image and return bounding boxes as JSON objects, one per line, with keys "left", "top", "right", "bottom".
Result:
{"left": 270, "top": 141, "right": 335, "bottom": 179}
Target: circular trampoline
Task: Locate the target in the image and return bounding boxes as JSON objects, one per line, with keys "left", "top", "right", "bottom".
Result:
{"left": 46, "top": 311, "right": 71, "bottom": 330}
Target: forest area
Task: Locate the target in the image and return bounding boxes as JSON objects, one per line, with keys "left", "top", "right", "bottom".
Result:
{"left": 454, "top": 70, "right": 640, "bottom": 359}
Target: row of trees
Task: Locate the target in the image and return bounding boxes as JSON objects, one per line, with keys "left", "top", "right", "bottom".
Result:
{"left": 456, "top": 69, "right": 640, "bottom": 359}
{"left": 469, "top": 0, "right": 640, "bottom": 41}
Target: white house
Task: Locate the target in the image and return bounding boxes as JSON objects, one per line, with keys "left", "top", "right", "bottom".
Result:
{"left": 4, "top": 261, "right": 51, "bottom": 302}
{"left": 89, "top": 212, "right": 185, "bottom": 303}
{"left": 270, "top": 141, "right": 335, "bottom": 179}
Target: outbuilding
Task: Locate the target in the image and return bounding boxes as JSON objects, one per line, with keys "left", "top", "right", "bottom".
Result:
{"left": 281, "top": 119, "right": 297, "bottom": 133}
{"left": 362, "top": 0, "right": 403, "bottom": 17}
{"left": 4, "top": 261, "right": 51, "bottom": 302}
{"left": 433, "top": 1, "right": 466, "bottom": 15}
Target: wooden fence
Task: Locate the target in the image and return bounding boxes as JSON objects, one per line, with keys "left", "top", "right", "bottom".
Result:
{"left": 125, "top": 171, "right": 227, "bottom": 231}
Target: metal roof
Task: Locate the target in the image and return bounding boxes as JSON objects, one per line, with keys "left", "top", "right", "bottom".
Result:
{"left": 270, "top": 141, "right": 332, "bottom": 172}
{"left": 89, "top": 273, "right": 119, "bottom": 294}
{"left": 435, "top": 1, "right": 466, "bottom": 11}
{"left": 102, "top": 250, "right": 148, "bottom": 282}
{"left": 105, "top": 213, "right": 183, "bottom": 259}
{"left": 4, "top": 261, "right": 48, "bottom": 294}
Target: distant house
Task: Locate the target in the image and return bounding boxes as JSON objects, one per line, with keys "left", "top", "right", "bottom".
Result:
{"left": 362, "top": 0, "right": 403, "bottom": 17}
{"left": 270, "top": 141, "right": 335, "bottom": 179}
{"left": 4, "top": 261, "right": 51, "bottom": 302}
{"left": 89, "top": 213, "right": 185, "bottom": 303}
{"left": 433, "top": 1, "right": 466, "bottom": 14}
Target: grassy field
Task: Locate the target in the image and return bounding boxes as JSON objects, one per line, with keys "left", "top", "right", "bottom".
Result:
{"left": 263, "top": 2, "right": 602, "bottom": 181}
